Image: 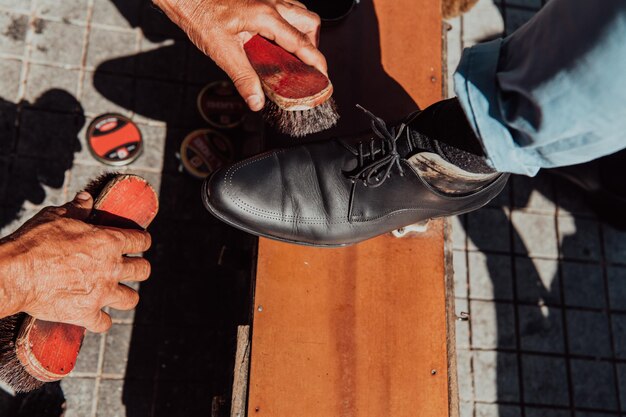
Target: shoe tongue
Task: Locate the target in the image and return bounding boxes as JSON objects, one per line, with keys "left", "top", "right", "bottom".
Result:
{"left": 394, "top": 128, "right": 435, "bottom": 160}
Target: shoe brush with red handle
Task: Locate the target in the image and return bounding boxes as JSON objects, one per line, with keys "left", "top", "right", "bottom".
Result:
{"left": 0, "top": 173, "right": 159, "bottom": 392}
{"left": 244, "top": 34, "right": 339, "bottom": 137}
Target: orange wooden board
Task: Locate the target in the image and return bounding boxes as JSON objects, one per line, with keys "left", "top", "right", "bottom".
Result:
{"left": 248, "top": 0, "right": 447, "bottom": 415}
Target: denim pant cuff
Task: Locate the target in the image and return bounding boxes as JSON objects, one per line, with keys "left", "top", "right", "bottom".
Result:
{"left": 454, "top": 39, "right": 541, "bottom": 176}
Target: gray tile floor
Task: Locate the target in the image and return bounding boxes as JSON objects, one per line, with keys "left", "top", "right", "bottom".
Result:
{"left": 448, "top": 1, "right": 626, "bottom": 416}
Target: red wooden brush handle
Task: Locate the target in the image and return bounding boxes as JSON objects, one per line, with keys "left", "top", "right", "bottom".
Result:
{"left": 244, "top": 34, "right": 332, "bottom": 110}
{"left": 15, "top": 175, "right": 159, "bottom": 383}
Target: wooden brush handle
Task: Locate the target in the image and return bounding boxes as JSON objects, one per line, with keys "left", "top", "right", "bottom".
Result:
{"left": 244, "top": 34, "right": 333, "bottom": 110}
{"left": 15, "top": 175, "right": 159, "bottom": 383}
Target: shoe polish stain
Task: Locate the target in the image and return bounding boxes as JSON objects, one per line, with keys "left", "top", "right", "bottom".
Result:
{"left": 4, "top": 16, "right": 28, "bottom": 41}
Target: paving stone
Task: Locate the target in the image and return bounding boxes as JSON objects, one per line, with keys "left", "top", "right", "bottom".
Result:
{"left": 451, "top": 214, "right": 467, "bottom": 251}
{"left": 0, "top": 156, "right": 9, "bottom": 199}
{"left": 8, "top": 156, "right": 69, "bottom": 207}
{"left": 137, "top": 38, "right": 188, "bottom": 81}
{"left": 0, "top": 97, "right": 17, "bottom": 153}
{"left": 608, "top": 267, "right": 626, "bottom": 310}
{"left": 153, "top": 382, "right": 213, "bottom": 417}
{"left": 0, "top": 0, "right": 31, "bottom": 13}
{"left": 475, "top": 403, "right": 521, "bottom": 417}
{"left": 81, "top": 71, "right": 133, "bottom": 116}
{"left": 558, "top": 216, "right": 601, "bottom": 262}
{"left": 519, "top": 305, "right": 564, "bottom": 353}
{"left": 103, "top": 324, "right": 132, "bottom": 375}
{"left": 612, "top": 314, "right": 626, "bottom": 360}
{"left": 554, "top": 177, "right": 595, "bottom": 218}
{"left": 574, "top": 412, "right": 615, "bottom": 417}
{"left": 488, "top": 176, "right": 512, "bottom": 209}
{"left": 130, "top": 123, "right": 166, "bottom": 172}
{"left": 512, "top": 174, "right": 555, "bottom": 214}
{"left": 457, "top": 349, "right": 473, "bottom": 401}
{"left": 460, "top": 401, "right": 473, "bottom": 417}
{"left": 34, "top": 0, "right": 89, "bottom": 22}
{"left": 86, "top": 27, "right": 137, "bottom": 74}
{"left": 0, "top": 11, "right": 28, "bottom": 57}
{"left": 30, "top": 19, "right": 85, "bottom": 66}
{"left": 604, "top": 225, "right": 626, "bottom": 265}
{"left": 24, "top": 64, "right": 80, "bottom": 109}
{"left": 0, "top": 58, "right": 21, "bottom": 101}
{"left": 462, "top": 0, "right": 505, "bottom": 44}
{"left": 471, "top": 300, "right": 516, "bottom": 349}
{"left": 467, "top": 207, "right": 510, "bottom": 253}
{"left": 522, "top": 354, "right": 569, "bottom": 406}
{"left": 134, "top": 78, "right": 184, "bottom": 125}
{"left": 445, "top": 16, "right": 461, "bottom": 99}
{"left": 511, "top": 211, "right": 558, "bottom": 258}
{"left": 562, "top": 262, "right": 605, "bottom": 309}
{"left": 456, "top": 298, "right": 470, "bottom": 350}
{"left": 617, "top": 363, "right": 626, "bottom": 412}
{"left": 91, "top": 0, "right": 141, "bottom": 29}
{"left": 73, "top": 331, "right": 102, "bottom": 374}
{"left": 18, "top": 107, "right": 84, "bottom": 159}
{"left": 120, "top": 325, "right": 160, "bottom": 380}
{"left": 453, "top": 249, "right": 468, "bottom": 299}
{"left": 185, "top": 43, "right": 225, "bottom": 85}
{"left": 571, "top": 359, "right": 618, "bottom": 411}
{"left": 525, "top": 407, "right": 570, "bottom": 417}
{"left": 468, "top": 251, "right": 512, "bottom": 301}
{"left": 0, "top": 206, "right": 40, "bottom": 236}
{"left": 473, "top": 350, "right": 519, "bottom": 402}
{"left": 139, "top": 1, "right": 185, "bottom": 40}
{"left": 95, "top": 380, "right": 125, "bottom": 417}
{"left": 567, "top": 310, "right": 612, "bottom": 358}
{"left": 516, "top": 257, "right": 560, "bottom": 305}
{"left": 60, "top": 378, "right": 96, "bottom": 417}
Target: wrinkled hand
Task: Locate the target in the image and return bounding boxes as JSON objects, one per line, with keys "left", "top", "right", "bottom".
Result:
{"left": 0, "top": 192, "right": 152, "bottom": 333}
{"left": 154, "top": 0, "right": 327, "bottom": 111}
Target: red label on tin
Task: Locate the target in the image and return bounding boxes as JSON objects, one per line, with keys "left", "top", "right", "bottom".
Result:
{"left": 87, "top": 115, "right": 142, "bottom": 165}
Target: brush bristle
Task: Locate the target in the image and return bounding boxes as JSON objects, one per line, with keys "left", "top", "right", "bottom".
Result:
{"left": 263, "top": 99, "right": 339, "bottom": 137}
{"left": 83, "top": 172, "right": 121, "bottom": 198}
{"left": 0, "top": 314, "right": 44, "bottom": 393}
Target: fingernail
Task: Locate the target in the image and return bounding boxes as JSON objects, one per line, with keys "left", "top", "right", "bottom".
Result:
{"left": 76, "top": 192, "right": 91, "bottom": 201}
{"left": 246, "top": 95, "right": 263, "bottom": 111}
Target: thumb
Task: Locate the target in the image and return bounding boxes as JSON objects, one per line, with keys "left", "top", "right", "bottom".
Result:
{"left": 217, "top": 41, "right": 265, "bottom": 111}
{"left": 63, "top": 191, "right": 94, "bottom": 220}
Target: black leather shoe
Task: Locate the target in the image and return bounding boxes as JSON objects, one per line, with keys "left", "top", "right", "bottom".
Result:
{"left": 203, "top": 108, "right": 509, "bottom": 247}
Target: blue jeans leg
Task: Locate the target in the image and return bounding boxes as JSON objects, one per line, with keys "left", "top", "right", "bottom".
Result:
{"left": 454, "top": 0, "right": 626, "bottom": 176}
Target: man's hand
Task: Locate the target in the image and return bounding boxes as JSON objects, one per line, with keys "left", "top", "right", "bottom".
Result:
{"left": 0, "top": 192, "right": 152, "bottom": 333}
{"left": 154, "top": 0, "right": 327, "bottom": 111}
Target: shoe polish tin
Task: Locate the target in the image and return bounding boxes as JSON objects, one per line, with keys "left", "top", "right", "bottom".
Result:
{"left": 197, "top": 81, "right": 247, "bottom": 129}
{"left": 86, "top": 114, "right": 143, "bottom": 166}
{"left": 180, "top": 129, "right": 234, "bottom": 179}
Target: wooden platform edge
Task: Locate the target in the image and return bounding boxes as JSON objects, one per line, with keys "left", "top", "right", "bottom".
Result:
{"left": 441, "top": 17, "right": 460, "bottom": 417}
{"left": 444, "top": 218, "right": 460, "bottom": 417}
{"left": 230, "top": 325, "right": 251, "bottom": 417}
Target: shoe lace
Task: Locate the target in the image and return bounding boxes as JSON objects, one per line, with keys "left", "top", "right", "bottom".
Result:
{"left": 348, "top": 105, "right": 409, "bottom": 188}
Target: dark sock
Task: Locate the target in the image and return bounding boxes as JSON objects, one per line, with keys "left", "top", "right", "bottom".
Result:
{"left": 408, "top": 98, "right": 495, "bottom": 175}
